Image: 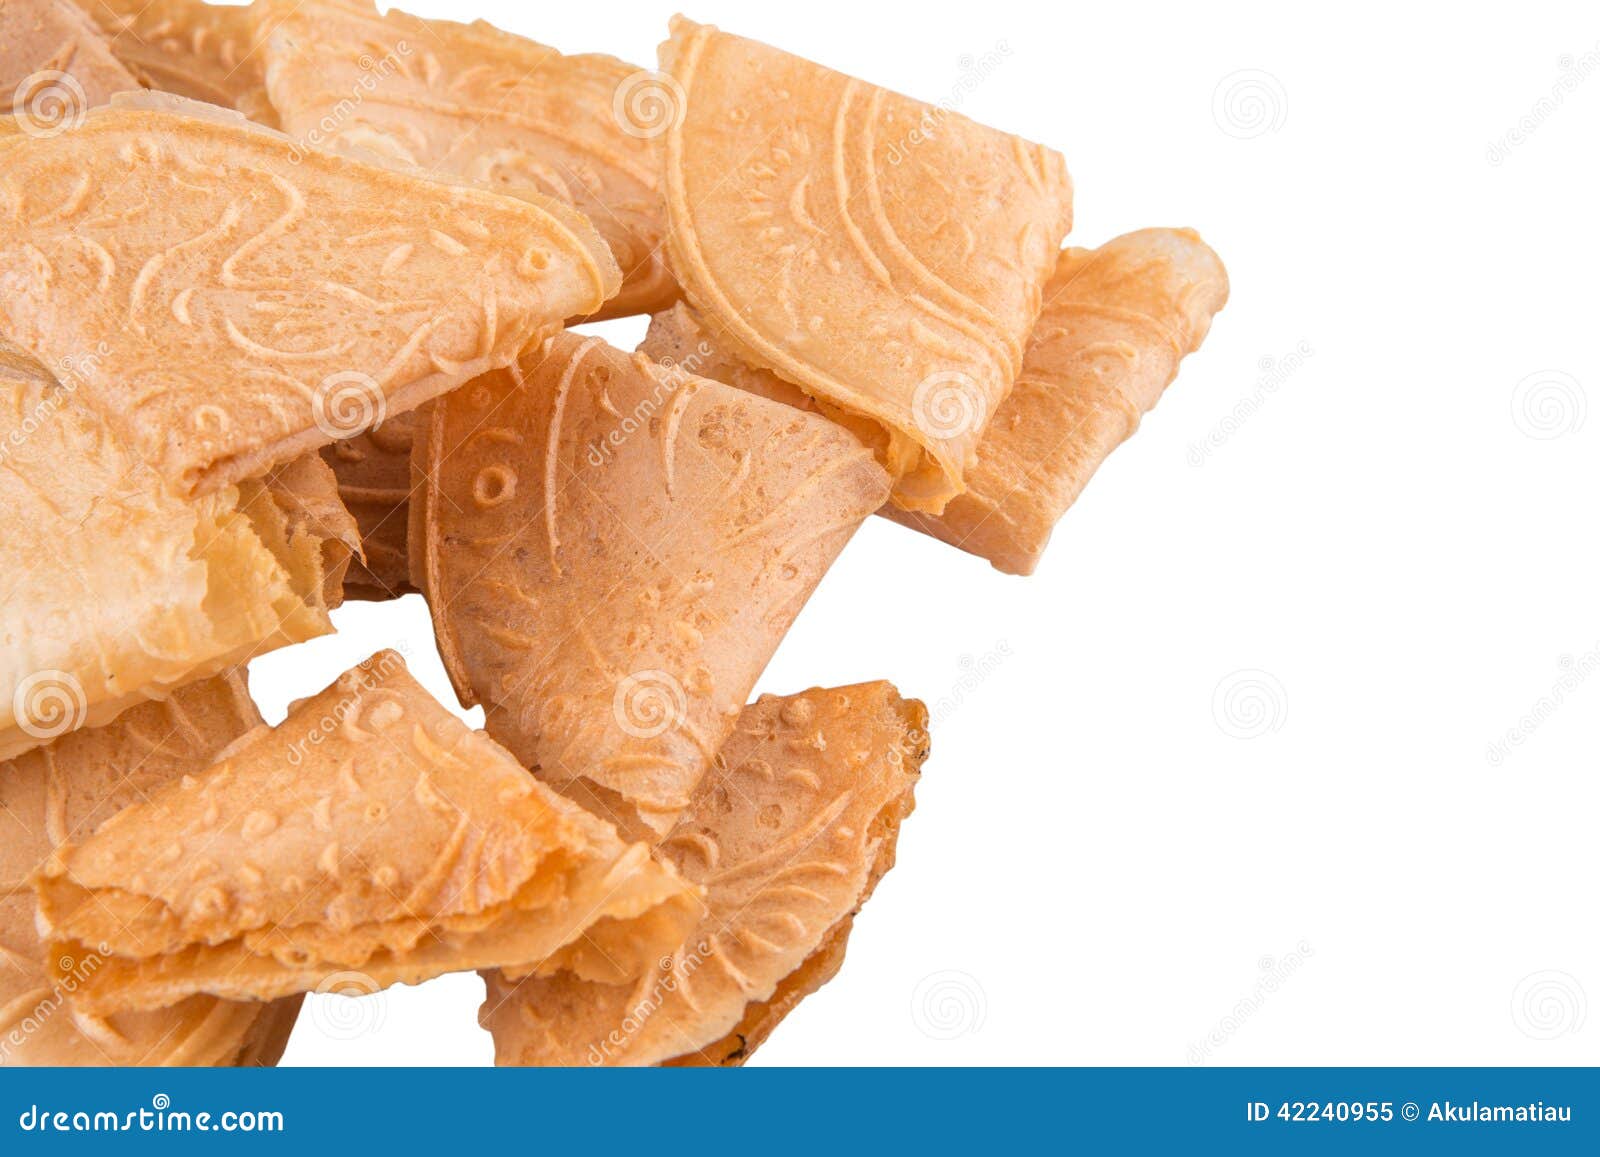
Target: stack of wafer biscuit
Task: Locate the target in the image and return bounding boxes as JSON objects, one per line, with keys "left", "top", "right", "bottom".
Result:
{"left": 0, "top": 0, "right": 1226, "bottom": 1066}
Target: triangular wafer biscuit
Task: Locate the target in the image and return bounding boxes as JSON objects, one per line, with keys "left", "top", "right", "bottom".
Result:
{"left": 34, "top": 651, "right": 702, "bottom": 1014}
{"left": 0, "top": 99, "right": 620, "bottom": 496}
{"left": 72, "top": 0, "right": 280, "bottom": 126}
{"left": 261, "top": 0, "right": 675, "bottom": 320}
{"left": 412, "top": 333, "right": 890, "bottom": 839}
{"left": 0, "top": 674, "right": 303, "bottom": 1066}
{"left": 643, "top": 228, "right": 1229, "bottom": 574}
{"left": 659, "top": 17, "right": 1072, "bottom": 513}
{"left": 482, "top": 681, "right": 926, "bottom": 1066}
{"left": 0, "top": 341, "right": 332, "bottom": 762}
{"left": 2, "top": 0, "right": 139, "bottom": 119}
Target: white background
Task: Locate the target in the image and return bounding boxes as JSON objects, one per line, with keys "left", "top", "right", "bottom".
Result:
{"left": 245, "top": 1, "right": 1600, "bottom": 1065}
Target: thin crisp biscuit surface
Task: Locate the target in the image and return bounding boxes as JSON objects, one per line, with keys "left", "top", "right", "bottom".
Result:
{"left": 0, "top": 103, "right": 619, "bottom": 495}
{"left": 482, "top": 681, "right": 926, "bottom": 1067}
{"left": 415, "top": 333, "right": 889, "bottom": 839}
{"left": 261, "top": 0, "right": 675, "bottom": 319}
{"left": 35, "top": 652, "right": 700, "bottom": 1013}
{"left": 0, "top": 675, "right": 301, "bottom": 1067}
{"left": 660, "top": 17, "right": 1072, "bottom": 513}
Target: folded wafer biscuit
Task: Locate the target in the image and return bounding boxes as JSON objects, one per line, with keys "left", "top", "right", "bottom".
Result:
{"left": 258, "top": 451, "right": 363, "bottom": 609}
{"left": 260, "top": 0, "right": 676, "bottom": 320}
{"left": 34, "top": 652, "right": 703, "bottom": 1014}
{"left": 1, "top": 675, "right": 302, "bottom": 1066}
{"left": 412, "top": 333, "right": 890, "bottom": 839}
{"left": 482, "top": 681, "right": 926, "bottom": 1066}
{"left": 659, "top": 17, "right": 1073, "bottom": 514}
{"left": 0, "top": 340, "right": 334, "bottom": 761}
{"left": 644, "top": 228, "right": 1229, "bottom": 574}
{"left": 2, "top": 0, "right": 140, "bottom": 117}
{"left": 0, "top": 98, "right": 620, "bottom": 496}
{"left": 320, "top": 412, "right": 420, "bottom": 600}
{"left": 73, "top": 0, "right": 281, "bottom": 126}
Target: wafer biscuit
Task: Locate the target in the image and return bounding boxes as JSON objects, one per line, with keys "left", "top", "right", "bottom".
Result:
{"left": 0, "top": 675, "right": 302, "bottom": 1066}
{"left": 261, "top": 0, "right": 675, "bottom": 320}
{"left": 412, "top": 333, "right": 890, "bottom": 839}
{"left": 482, "top": 681, "right": 925, "bottom": 1066}
{"left": 2, "top": 0, "right": 140, "bottom": 119}
{"left": 659, "top": 17, "right": 1072, "bottom": 513}
{"left": 34, "top": 652, "right": 702, "bottom": 1013}
{"left": 321, "top": 412, "right": 419, "bottom": 600}
{"left": 0, "top": 99, "right": 620, "bottom": 496}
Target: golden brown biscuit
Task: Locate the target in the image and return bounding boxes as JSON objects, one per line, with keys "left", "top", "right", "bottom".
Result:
{"left": 0, "top": 675, "right": 303, "bottom": 1066}
{"left": 643, "top": 229, "right": 1229, "bottom": 574}
{"left": 2, "top": 0, "right": 139, "bottom": 121}
{"left": 73, "top": 0, "right": 279, "bottom": 125}
{"left": 35, "top": 651, "right": 702, "bottom": 1014}
{"left": 0, "top": 340, "right": 332, "bottom": 762}
{"left": 411, "top": 333, "right": 889, "bottom": 839}
{"left": 659, "top": 17, "right": 1073, "bottom": 513}
{"left": 0, "top": 100, "right": 620, "bottom": 496}
{"left": 320, "top": 412, "right": 420, "bottom": 601}
{"left": 482, "top": 681, "right": 926, "bottom": 1066}
{"left": 260, "top": 0, "right": 676, "bottom": 319}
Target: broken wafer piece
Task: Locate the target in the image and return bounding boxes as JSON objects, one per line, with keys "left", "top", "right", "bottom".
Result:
{"left": 321, "top": 411, "right": 420, "bottom": 600}
{"left": 73, "top": 0, "right": 280, "bottom": 126}
{"left": 0, "top": 99, "right": 620, "bottom": 496}
{"left": 260, "top": 0, "right": 676, "bottom": 319}
{"left": 258, "top": 451, "right": 362, "bottom": 608}
{"left": 2, "top": 0, "right": 140, "bottom": 123}
{"left": 0, "top": 340, "right": 333, "bottom": 761}
{"left": 1, "top": 674, "right": 303, "bottom": 1066}
{"left": 644, "top": 229, "right": 1229, "bottom": 574}
{"left": 412, "top": 333, "right": 890, "bottom": 839}
{"left": 482, "top": 680, "right": 927, "bottom": 1066}
{"left": 34, "top": 651, "right": 703, "bottom": 1014}
{"left": 659, "top": 16, "right": 1073, "bottom": 513}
